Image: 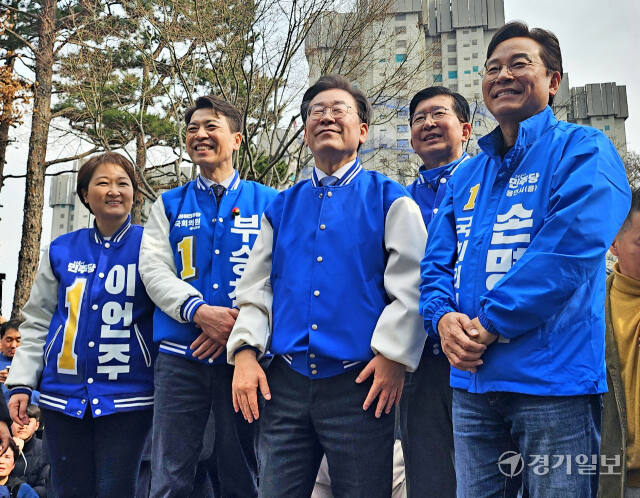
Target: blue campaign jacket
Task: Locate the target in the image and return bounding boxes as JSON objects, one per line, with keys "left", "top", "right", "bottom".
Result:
{"left": 407, "top": 153, "right": 469, "bottom": 357}
{"left": 419, "top": 107, "right": 631, "bottom": 395}
{"left": 153, "top": 173, "right": 277, "bottom": 365}
{"left": 14, "top": 218, "right": 157, "bottom": 418}
{"left": 265, "top": 161, "right": 410, "bottom": 378}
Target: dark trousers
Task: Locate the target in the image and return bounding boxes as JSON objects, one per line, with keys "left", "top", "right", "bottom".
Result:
{"left": 259, "top": 357, "right": 395, "bottom": 498}
{"left": 42, "top": 408, "right": 152, "bottom": 498}
{"left": 149, "top": 353, "right": 258, "bottom": 498}
{"left": 399, "top": 351, "right": 456, "bottom": 498}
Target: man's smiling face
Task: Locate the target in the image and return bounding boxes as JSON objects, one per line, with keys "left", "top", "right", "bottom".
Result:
{"left": 185, "top": 108, "right": 241, "bottom": 172}
{"left": 410, "top": 94, "right": 470, "bottom": 169}
{"left": 303, "top": 88, "right": 367, "bottom": 161}
{"left": 482, "top": 36, "right": 560, "bottom": 127}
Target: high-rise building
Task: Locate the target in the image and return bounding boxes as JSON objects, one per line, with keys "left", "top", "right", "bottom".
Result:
{"left": 553, "top": 75, "right": 628, "bottom": 153}
{"left": 49, "top": 162, "right": 92, "bottom": 241}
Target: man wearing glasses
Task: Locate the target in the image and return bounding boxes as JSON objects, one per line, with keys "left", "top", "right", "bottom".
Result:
{"left": 227, "top": 74, "right": 427, "bottom": 497}
{"left": 420, "top": 22, "right": 630, "bottom": 496}
{"left": 400, "top": 86, "right": 471, "bottom": 498}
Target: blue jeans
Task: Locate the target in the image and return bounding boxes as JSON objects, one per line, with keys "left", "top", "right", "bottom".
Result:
{"left": 150, "top": 353, "right": 258, "bottom": 498}
{"left": 259, "top": 357, "right": 395, "bottom": 498}
{"left": 400, "top": 351, "right": 455, "bottom": 498}
{"left": 42, "top": 408, "right": 152, "bottom": 498}
{"left": 453, "top": 389, "right": 602, "bottom": 498}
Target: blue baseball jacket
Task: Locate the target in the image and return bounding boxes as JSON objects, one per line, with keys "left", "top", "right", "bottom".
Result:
{"left": 139, "top": 171, "right": 277, "bottom": 366}
{"left": 7, "top": 217, "right": 157, "bottom": 418}
{"left": 228, "top": 160, "right": 428, "bottom": 378}
{"left": 419, "top": 107, "right": 631, "bottom": 395}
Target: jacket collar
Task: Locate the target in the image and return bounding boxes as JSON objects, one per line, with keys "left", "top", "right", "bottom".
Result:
{"left": 479, "top": 106, "right": 558, "bottom": 160}
{"left": 91, "top": 215, "right": 132, "bottom": 246}
{"left": 195, "top": 169, "right": 240, "bottom": 192}
{"left": 311, "top": 158, "right": 362, "bottom": 187}
{"left": 417, "top": 152, "right": 469, "bottom": 187}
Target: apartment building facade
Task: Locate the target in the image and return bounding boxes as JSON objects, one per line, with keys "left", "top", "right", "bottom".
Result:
{"left": 305, "top": 0, "right": 629, "bottom": 180}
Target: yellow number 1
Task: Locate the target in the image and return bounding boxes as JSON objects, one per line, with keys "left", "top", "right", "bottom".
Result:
{"left": 463, "top": 183, "right": 480, "bottom": 211}
{"left": 58, "top": 279, "right": 86, "bottom": 374}
{"left": 177, "top": 236, "right": 197, "bottom": 281}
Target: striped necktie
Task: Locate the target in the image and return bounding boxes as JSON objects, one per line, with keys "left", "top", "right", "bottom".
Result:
{"left": 319, "top": 176, "right": 338, "bottom": 187}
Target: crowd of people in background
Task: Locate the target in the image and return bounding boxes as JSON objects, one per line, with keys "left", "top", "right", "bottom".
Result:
{"left": 0, "top": 19, "right": 636, "bottom": 498}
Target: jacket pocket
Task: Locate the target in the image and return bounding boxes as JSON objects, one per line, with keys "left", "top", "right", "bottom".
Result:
{"left": 134, "top": 324, "right": 152, "bottom": 367}
{"left": 44, "top": 325, "right": 62, "bottom": 366}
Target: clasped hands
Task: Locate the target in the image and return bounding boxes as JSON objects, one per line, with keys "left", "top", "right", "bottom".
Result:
{"left": 437, "top": 312, "right": 498, "bottom": 372}
{"left": 190, "top": 304, "right": 239, "bottom": 360}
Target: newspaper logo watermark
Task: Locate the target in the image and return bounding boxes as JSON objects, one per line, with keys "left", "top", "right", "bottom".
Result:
{"left": 498, "top": 451, "right": 525, "bottom": 477}
{"left": 497, "top": 453, "right": 622, "bottom": 477}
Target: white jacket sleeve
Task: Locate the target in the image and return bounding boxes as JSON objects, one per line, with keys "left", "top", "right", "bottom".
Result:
{"left": 227, "top": 215, "right": 273, "bottom": 364}
{"left": 139, "top": 196, "right": 204, "bottom": 322}
{"left": 6, "top": 246, "right": 58, "bottom": 390}
{"left": 370, "top": 196, "right": 428, "bottom": 372}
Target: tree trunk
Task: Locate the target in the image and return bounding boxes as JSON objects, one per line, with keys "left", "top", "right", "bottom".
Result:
{"left": 11, "top": 0, "right": 56, "bottom": 319}
{"left": 0, "top": 118, "right": 10, "bottom": 193}
{"left": 0, "top": 56, "right": 18, "bottom": 192}
{"left": 131, "top": 132, "right": 146, "bottom": 224}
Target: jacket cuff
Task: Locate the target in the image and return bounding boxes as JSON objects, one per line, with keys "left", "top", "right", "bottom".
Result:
{"left": 477, "top": 308, "right": 498, "bottom": 335}
{"left": 181, "top": 297, "right": 206, "bottom": 322}
{"left": 9, "top": 387, "right": 32, "bottom": 398}
{"left": 431, "top": 304, "right": 456, "bottom": 338}
{"left": 233, "top": 345, "right": 260, "bottom": 357}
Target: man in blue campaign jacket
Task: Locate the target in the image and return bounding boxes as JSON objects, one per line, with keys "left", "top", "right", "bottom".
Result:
{"left": 401, "top": 86, "right": 472, "bottom": 498}
{"left": 227, "top": 75, "right": 427, "bottom": 497}
{"left": 139, "top": 96, "right": 277, "bottom": 498}
{"left": 419, "top": 22, "right": 631, "bottom": 497}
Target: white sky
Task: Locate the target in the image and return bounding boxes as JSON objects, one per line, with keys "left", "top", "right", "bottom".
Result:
{"left": 0, "top": 0, "right": 637, "bottom": 315}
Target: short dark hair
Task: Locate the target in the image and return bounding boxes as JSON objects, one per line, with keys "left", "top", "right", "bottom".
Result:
{"left": 184, "top": 96, "right": 242, "bottom": 134}
{"left": 409, "top": 86, "right": 470, "bottom": 124}
{"left": 0, "top": 320, "right": 21, "bottom": 339}
{"left": 300, "top": 75, "right": 371, "bottom": 127}
{"left": 76, "top": 152, "right": 138, "bottom": 214}
{"left": 619, "top": 189, "right": 640, "bottom": 233}
{"left": 5, "top": 439, "right": 18, "bottom": 459}
{"left": 26, "top": 404, "right": 41, "bottom": 423}
{"left": 486, "top": 21, "right": 563, "bottom": 105}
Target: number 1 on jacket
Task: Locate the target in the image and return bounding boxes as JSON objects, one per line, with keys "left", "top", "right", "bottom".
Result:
{"left": 177, "top": 236, "right": 197, "bottom": 281}
{"left": 58, "top": 278, "right": 86, "bottom": 374}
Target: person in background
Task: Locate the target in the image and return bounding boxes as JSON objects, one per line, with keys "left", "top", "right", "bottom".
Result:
{"left": 0, "top": 322, "right": 21, "bottom": 394}
{"left": 0, "top": 322, "right": 20, "bottom": 366}
{"left": 11, "top": 405, "right": 48, "bottom": 498}
{"left": 0, "top": 324, "right": 38, "bottom": 408}
{"left": 401, "top": 85, "right": 472, "bottom": 498}
{"left": 6, "top": 152, "right": 157, "bottom": 498}
{"left": 600, "top": 190, "right": 640, "bottom": 498}
{"left": 0, "top": 440, "right": 38, "bottom": 498}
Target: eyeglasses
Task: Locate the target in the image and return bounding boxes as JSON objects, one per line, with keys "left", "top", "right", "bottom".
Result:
{"left": 410, "top": 107, "right": 454, "bottom": 127}
{"left": 480, "top": 58, "right": 542, "bottom": 82}
{"left": 307, "top": 103, "right": 353, "bottom": 120}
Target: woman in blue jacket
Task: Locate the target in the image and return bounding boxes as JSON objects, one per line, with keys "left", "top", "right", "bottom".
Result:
{"left": 6, "top": 152, "right": 157, "bottom": 497}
